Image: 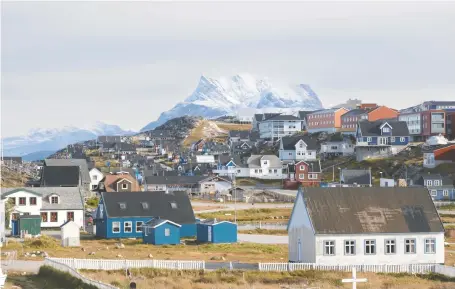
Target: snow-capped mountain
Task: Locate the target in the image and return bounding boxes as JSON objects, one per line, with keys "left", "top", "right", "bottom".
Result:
{"left": 2, "top": 122, "right": 135, "bottom": 158}
{"left": 141, "top": 74, "right": 324, "bottom": 131}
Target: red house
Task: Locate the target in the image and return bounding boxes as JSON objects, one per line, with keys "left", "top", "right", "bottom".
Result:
{"left": 294, "top": 160, "right": 322, "bottom": 187}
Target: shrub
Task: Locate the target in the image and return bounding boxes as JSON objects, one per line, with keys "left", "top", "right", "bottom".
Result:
{"left": 38, "top": 266, "right": 98, "bottom": 289}
{"left": 24, "top": 235, "right": 58, "bottom": 249}
{"left": 86, "top": 197, "right": 99, "bottom": 208}
{"left": 110, "top": 280, "right": 122, "bottom": 287}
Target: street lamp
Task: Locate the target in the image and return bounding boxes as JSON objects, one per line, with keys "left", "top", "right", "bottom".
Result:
{"left": 379, "top": 171, "right": 383, "bottom": 179}
{"left": 338, "top": 167, "right": 342, "bottom": 187}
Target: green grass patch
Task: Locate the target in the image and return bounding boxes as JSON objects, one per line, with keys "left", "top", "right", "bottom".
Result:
{"left": 85, "top": 197, "right": 99, "bottom": 209}
{"left": 39, "top": 266, "right": 99, "bottom": 289}
{"left": 197, "top": 208, "right": 290, "bottom": 222}
{"left": 239, "top": 228, "right": 288, "bottom": 235}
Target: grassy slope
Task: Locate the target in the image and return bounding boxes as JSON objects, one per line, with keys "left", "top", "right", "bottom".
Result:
{"left": 183, "top": 120, "right": 252, "bottom": 146}
{"left": 196, "top": 208, "right": 291, "bottom": 222}
{"left": 0, "top": 165, "right": 29, "bottom": 187}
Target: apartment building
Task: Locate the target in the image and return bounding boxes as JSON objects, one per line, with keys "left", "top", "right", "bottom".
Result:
{"left": 306, "top": 108, "right": 349, "bottom": 133}
{"left": 258, "top": 115, "right": 303, "bottom": 140}
{"left": 340, "top": 106, "right": 398, "bottom": 135}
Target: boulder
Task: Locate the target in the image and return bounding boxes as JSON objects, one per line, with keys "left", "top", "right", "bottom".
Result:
{"left": 42, "top": 252, "right": 49, "bottom": 257}
{"left": 89, "top": 252, "right": 96, "bottom": 255}
{"left": 31, "top": 254, "right": 36, "bottom": 258}
{"left": 148, "top": 254, "right": 153, "bottom": 258}
{"left": 117, "top": 254, "right": 123, "bottom": 258}
{"left": 115, "top": 243, "right": 125, "bottom": 249}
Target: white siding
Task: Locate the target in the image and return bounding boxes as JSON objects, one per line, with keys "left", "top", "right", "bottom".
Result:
{"left": 61, "top": 221, "right": 81, "bottom": 247}
{"left": 288, "top": 190, "right": 315, "bottom": 262}
{"left": 314, "top": 233, "right": 444, "bottom": 265}
{"left": 5, "top": 191, "right": 42, "bottom": 226}
{"left": 249, "top": 168, "right": 283, "bottom": 179}
{"left": 146, "top": 184, "right": 167, "bottom": 191}
{"left": 41, "top": 210, "right": 84, "bottom": 229}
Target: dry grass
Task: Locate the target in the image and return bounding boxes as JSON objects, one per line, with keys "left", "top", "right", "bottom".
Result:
{"left": 196, "top": 208, "right": 291, "bottom": 222}
{"left": 0, "top": 165, "right": 29, "bottom": 187}
{"left": 5, "top": 273, "right": 63, "bottom": 289}
{"left": 239, "top": 228, "right": 288, "bottom": 235}
{"left": 440, "top": 215, "right": 455, "bottom": 223}
{"left": 4, "top": 238, "right": 288, "bottom": 263}
{"left": 81, "top": 268, "right": 455, "bottom": 289}
{"left": 183, "top": 120, "right": 252, "bottom": 146}
{"left": 193, "top": 205, "right": 226, "bottom": 212}
{"left": 214, "top": 122, "right": 252, "bottom": 131}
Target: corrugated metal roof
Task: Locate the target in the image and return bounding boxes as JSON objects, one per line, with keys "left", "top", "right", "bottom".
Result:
{"left": 302, "top": 187, "right": 444, "bottom": 234}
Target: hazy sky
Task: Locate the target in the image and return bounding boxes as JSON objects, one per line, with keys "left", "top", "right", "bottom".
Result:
{"left": 2, "top": 1, "right": 455, "bottom": 137}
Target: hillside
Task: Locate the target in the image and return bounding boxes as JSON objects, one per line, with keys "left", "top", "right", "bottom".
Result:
{"left": 0, "top": 163, "right": 40, "bottom": 187}
{"left": 183, "top": 120, "right": 252, "bottom": 146}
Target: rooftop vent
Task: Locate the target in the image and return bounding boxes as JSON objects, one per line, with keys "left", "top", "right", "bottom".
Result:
{"left": 141, "top": 202, "right": 149, "bottom": 209}
{"left": 170, "top": 202, "right": 178, "bottom": 209}
{"left": 119, "top": 202, "right": 127, "bottom": 210}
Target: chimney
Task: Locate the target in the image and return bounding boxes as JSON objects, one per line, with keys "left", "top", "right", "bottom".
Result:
{"left": 213, "top": 218, "right": 217, "bottom": 224}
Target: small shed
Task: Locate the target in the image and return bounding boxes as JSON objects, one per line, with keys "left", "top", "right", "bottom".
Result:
{"left": 142, "top": 218, "right": 181, "bottom": 245}
{"left": 12, "top": 215, "right": 41, "bottom": 237}
{"left": 60, "top": 220, "right": 80, "bottom": 247}
{"left": 197, "top": 219, "right": 237, "bottom": 243}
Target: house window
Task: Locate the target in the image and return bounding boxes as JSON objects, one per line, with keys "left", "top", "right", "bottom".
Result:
{"left": 385, "top": 239, "right": 396, "bottom": 254}
{"left": 50, "top": 212, "right": 58, "bottom": 222}
{"left": 67, "top": 211, "right": 74, "bottom": 221}
{"left": 274, "top": 169, "right": 277, "bottom": 173}
{"left": 112, "top": 222, "right": 120, "bottom": 233}
{"left": 124, "top": 221, "right": 132, "bottom": 233}
{"left": 324, "top": 240, "right": 335, "bottom": 255}
{"left": 425, "top": 238, "right": 436, "bottom": 254}
{"left": 141, "top": 202, "right": 149, "bottom": 209}
{"left": 382, "top": 127, "right": 390, "bottom": 133}
{"left": 426, "top": 180, "right": 433, "bottom": 186}
{"left": 288, "top": 152, "right": 292, "bottom": 156}
{"left": 255, "top": 169, "right": 258, "bottom": 173}
{"left": 41, "top": 212, "right": 48, "bottom": 222}
{"left": 93, "top": 175, "right": 98, "bottom": 180}
{"left": 269, "top": 169, "right": 272, "bottom": 173}
{"left": 299, "top": 174, "right": 305, "bottom": 179}
{"left": 170, "top": 202, "right": 178, "bottom": 209}
{"left": 443, "top": 190, "right": 449, "bottom": 197}
{"left": 400, "top": 137, "right": 405, "bottom": 142}
{"left": 119, "top": 203, "right": 127, "bottom": 210}
{"left": 405, "top": 239, "right": 416, "bottom": 254}
{"left": 165, "top": 228, "right": 171, "bottom": 237}
{"left": 391, "top": 137, "right": 396, "bottom": 142}
{"left": 300, "top": 166, "right": 305, "bottom": 170}
{"left": 259, "top": 169, "right": 262, "bottom": 173}
{"left": 430, "top": 190, "right": 437, "bottom": 196}
{"left": 367, "top": 137, "right": 372, "bottom": 142}
{"left": 364, "top": 240, "right": 376, "bottom": 255}
{"left": 51, "top": 196, "right": 59, "bottom": 204}
{"left": 344, "top": 240, "right": 355, "bottom": 255}
{"left": 30, "top": 197, "right": 37, "bottom": 205}
{"left": 136, "top": 221, "right": 143, "bottom": 232}
{"left": 434, "top": 180, "right": 440, "bottom": 186}
{"left": 122, "top": 183, "right": 128, "bottom": 189}
{"left": 18, "top": 197, "right": 26, "bottom": 206}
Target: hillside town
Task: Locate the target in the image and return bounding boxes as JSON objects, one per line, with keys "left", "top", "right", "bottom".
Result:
{"left": 1, "top": 100, "right": 455, "bottom": 288}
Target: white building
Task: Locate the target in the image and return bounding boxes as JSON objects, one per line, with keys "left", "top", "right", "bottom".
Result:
{"left": 279, "top": 136, "right": 318, "bottom": 162}
{"left": 380, "top": 178, "right": 396, "bottom": 187}
{"left": 61, "top": 220, "right": 81, "bottom": 247}
{"left": 1, "top": 188, "right": 85, "bottom": 229}
{"left": 320, "top": 140, "right": 354, "bottom": 156}
{"left": 89, "top": 168, "right": 104, "bottom": 191}
{"left": 247, "top": 155, "right": 284, "bottom": 179}
{"left": 199, "top": 176, "right": 232, "bottom": 194}
{"left": 196, "top": 155, "right": 215, "bottom": 164}
{"left": 258, "top": 115, "right": 303, "bottom": 140}
{"left": 288, "top": 187, "right": 444, "bottom": 265}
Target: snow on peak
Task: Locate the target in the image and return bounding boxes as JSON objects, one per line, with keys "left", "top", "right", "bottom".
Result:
{"left": 141, "top": 74, "right": 324, "bottom": 131}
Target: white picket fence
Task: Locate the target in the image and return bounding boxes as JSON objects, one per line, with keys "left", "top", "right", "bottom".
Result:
{"left": 47, "top": 257, "right": 205, "bottom": 271}
{"left": 258, "top": 263, "right": 437, "bottom": 274}
{"left": 44, "top": 258, "right": 118, "bottom": 289}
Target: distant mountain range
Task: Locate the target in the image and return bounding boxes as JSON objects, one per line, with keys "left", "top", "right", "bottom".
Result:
{"left": 141, "top": 74, "right": 324, "bottom": 131}
{"left": 2, "top": 122, "right": 135, "bottom": 160}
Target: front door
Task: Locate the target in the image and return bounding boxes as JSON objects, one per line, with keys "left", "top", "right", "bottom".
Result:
{"left": 207, "top": 226, "right": 212, "bottom": 242}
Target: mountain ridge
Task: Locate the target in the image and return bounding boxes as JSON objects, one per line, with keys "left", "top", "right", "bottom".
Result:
{"left": 141, "top": 74, "right": 324, "bottom": 131}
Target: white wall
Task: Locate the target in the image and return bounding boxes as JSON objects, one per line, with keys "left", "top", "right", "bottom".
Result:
{"left": 314, "top": 233, "right": 444, "bottom": 265}
{"left": 41, "top": 210, "right": 84, "bottom": 229}
{"left": 89, "top": 169, "right": 104, "bottom": 191}
{"left": 146, "top": 184, "right": 167, "bottom": 191}
{"left": 380, "top": 178, "right": 396, "bottom": 187}
{"left": 288, "top": 191, "right": 316, "bottom": 262}
{"left": 5, "top": 191, "right": 42, "bottom": 226}
{"left": 249, "top": 168, "right": 283, "bottom": 179}
{"left": 296, "top": 150, "right": 317, "bottom": 161}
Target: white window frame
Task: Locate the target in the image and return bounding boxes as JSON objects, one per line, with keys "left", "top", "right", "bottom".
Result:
{"left": 136, "top": 221, "right": 143, "bottom": 232}
{"left": 400, "top": 137, "right": 405, "bottom": 142}
{"left": 300, "top": 166, "right": 305, "bottom": 171}
{"left": 323, "top": 240, "right": 335, "bottom": 256}
{"left": 367, "top": 137, "right": 372, "bottom": 142}
{"left": 434, "top": 180, "right": 440, "bottom": 186}
{"left": 424, "top": 238, "right": 436, "bottom": 254}
{"left": 51, "top": 196, "right": 59, "bottom": 204}
{"left": 443, "top": 190, "right": 449, "bottom": 197}
{"left": 299, "top": 174, "right": 305, "bottom": 179}
{"left": 382, "top": 127, "right": 390, "bottom": 133}
{"left": 165, "top": 228, "right": 171, "bottom": 237}
{"left": 426, "top": 180, "right": 433, "bottom": 186}
{"left": 18, "top": 197, "right": 26, "bottom": 206}
{"left": 122, "top": 183, "right": 128, "bottom": 189}
{"left": 124, "top": 221, "right": 132, "bottom": 233}
{"left": 385, "top": 239, "right": 396, "bottom": 255}
{"left": 364, "top": 239, "right": 376, "bottom": 255}
{"left": 344, "top": 240, "right": 356, "bottom": 256}
{"left": 430, "top": 190, "right": 437, "bottom": 197}
{"left": 391, "top": 137, "right": 396, "bottom": 142}
{"left": 112, "top": 222, "right": 120, "bottom": 233}
{"left": 405, "top": 239, "right": 416, "bottom": 254}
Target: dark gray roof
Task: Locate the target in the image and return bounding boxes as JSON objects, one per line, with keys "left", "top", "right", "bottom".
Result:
{"left": 115, "top": 143, "right": 136, "bottom": 152}
{"left": 41, "top": 166, "right": 80, "bottom": 187}
{"left": 1, "top": 187, "right": 84, "bottom": 210}
{"left": 218, "top": 154, "right": 232, "bottom": 165}
{"left": 247, "top": 155, "right": 282, "bottom": 168}
{"left": 144, "top": 218, "right": 180, "bottom": 228}
{"left": 107, "top": 168, "right": 136, "bottom": 177}
{"left": 101, "top": 191, "right": 196, "bottom": 224}
{"left": 1, "top": 156, "right": 22, "bottom": 164}
{"left": 415, "top": 174, "right": 454, "bottom": 187}
{"left": 358, "top": 120, "right": 409, "bottom": 137}
{"left": 44, "top": 158, "right": 90, "bottom": 184}
{"left": 229, "top": 130, "right": 250, "bottom": 139}
{"left": 302, "top": 187, "right": 444, "bottom": 234}
{"left": 144, "top": 175, "right": 207, "bottom": 185}
{"left": 263, "top": 114, "right": 301, "bottom": 121}
{"left": 341, "top": 169, "right": 371, "bottom": 185}
{"left": 281, "top": 136, "right": 318, "bottom": 151}
{"left": 296, "top": 160, "right": 321, "bottom": 172}
{"left": 341, "top": 109, "right": 367, "bottom": 117}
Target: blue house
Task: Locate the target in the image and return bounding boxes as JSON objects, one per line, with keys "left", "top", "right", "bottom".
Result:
{"left": 197, "top": 219, "right": 237, "bottom": 243}
{"left": 142, "top": 218, "right": 181, "bottom": 245}
{"left": 413, "top": 174, "right": 455, "bottom": 201}
{"left": 94, "top": 191, "right": 196, "bottom": 239}
{"left": 355, "top": 120, "right": 410, "bottom": 161}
